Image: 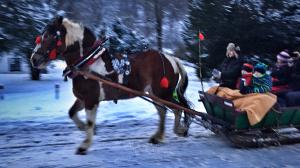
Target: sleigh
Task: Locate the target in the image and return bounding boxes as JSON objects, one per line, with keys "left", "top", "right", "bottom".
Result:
{"left": 198, "top": 91, "right": 300, "bottom": 148}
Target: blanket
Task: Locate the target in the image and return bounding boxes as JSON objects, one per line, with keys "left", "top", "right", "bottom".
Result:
{"left": 207, "top": 86, "right": 277, "bottom": 126}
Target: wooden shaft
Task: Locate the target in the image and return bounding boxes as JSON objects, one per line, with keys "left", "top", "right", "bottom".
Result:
{"left": 78, "top": 71, "right": 228, "bottom": 126}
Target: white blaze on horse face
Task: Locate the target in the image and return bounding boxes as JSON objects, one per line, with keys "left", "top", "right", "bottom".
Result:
{"left": 30, "top": 33, "right": 44, "bottom": 62}
{"left": 164, "top": 54, "right": 179, "bottom": 74}
{"left": 30, "top": 44, "right": 41, "bottom": 61}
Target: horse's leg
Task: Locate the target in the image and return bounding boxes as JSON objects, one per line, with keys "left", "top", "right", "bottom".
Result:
{"left": 76, "top": 103, "right": 98, "bottom": 155}
{"left": 173, "top": 109, "right": 188, "bottom": 137}
{"left": 149, "top": 102, "right": 167, "bottom": 144}
{"left": 69, "top": 99, "right": 85, "bottom": 131}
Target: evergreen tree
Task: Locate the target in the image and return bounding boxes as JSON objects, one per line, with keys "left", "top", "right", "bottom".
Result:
{"left": 0, "top": 0, "right": 56, "bottom": 80}
{"left": 183, "top": 0, "right": 300, "bottom": 78}
{"left": 108, "top": 19, "right": 149, "bottom": 55}
{"left": 183, "top": 0, "right": 230, "bottom": 77}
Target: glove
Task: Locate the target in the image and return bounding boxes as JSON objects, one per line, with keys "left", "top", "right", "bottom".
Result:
{"left": 241, "top": 78, "right": 247, "bottom": 86}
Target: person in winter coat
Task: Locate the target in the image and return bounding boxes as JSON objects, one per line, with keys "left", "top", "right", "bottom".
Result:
{"left": 240, "top": 63, "right": 272, "bottom": 94}
{"left": 237, "top": 63, "right": 253, "bottom": 89}
{"left": 271, "top": 51, "right": 293, "bottom": 89}
{"left": 289, "top": 51, "right": 300, "bottom": 91}
{"left": 212, "top": 43, "right": 243, "bottom": 89}
{"left": 285, "top": 51, "right": 300, "bottom": 107}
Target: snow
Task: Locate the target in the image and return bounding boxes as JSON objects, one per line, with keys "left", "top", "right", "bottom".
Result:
{"left": 0, "top": 60, "right": 300, "bottom": 167}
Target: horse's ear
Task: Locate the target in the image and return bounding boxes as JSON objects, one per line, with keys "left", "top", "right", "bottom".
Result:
{"left": 57, "top": 16, "right": 63, "bottom": 25}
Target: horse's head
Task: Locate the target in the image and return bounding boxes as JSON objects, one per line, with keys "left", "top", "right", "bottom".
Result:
{"left": 31, "top": 16, "right": 67, "bottom": 69}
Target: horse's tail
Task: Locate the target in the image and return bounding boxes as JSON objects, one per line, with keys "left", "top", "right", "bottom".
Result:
{"left": 173, "top": 58, "right": 193, "bottom": 128}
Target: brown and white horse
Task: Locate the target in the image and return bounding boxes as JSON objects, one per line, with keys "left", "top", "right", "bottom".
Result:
{"left": 30, "top": 16, "right": 191, "bottom": 155}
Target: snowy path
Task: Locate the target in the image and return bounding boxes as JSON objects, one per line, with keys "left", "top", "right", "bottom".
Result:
{"left": 1, "top": 62, "right": 300, "bottom": 167}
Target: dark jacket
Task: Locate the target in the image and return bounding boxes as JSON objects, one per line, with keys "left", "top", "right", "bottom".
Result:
{"left": 290, "top": 58, "right": 300, "bottom": 91}
{"left": 240, "top": 74, "right": 272, "bottom": 94}
{"left": 271, "top": 64, "right": 292, "bottom": 86}
{"left": 219, "top": 57, "right": 242, "bottom": 89}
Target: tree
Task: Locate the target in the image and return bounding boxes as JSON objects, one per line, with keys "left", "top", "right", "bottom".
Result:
{"left": 108, "top": 19, "right": 149, "bottom": 55}
{"left": 154, "top": 0, "right": 163, "bottom": 51}
{"left": 183, "top": 0, "right": 300, "bottom": 78}
{"left": 0, "top": 0, "right": 56, "bottom": 80}
{"left": 183, "top": 0, "right": 230, "bottom": 77}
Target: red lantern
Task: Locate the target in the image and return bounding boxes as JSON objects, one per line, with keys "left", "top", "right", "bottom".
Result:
{"left": 35, "top": 35, "right": 41, "bottom": 44}
{"left": 198, "top": 32, "right": 205, "bottom": 41}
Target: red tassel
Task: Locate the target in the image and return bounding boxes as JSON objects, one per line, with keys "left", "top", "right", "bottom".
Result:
{"left": 56, "top": 40, "right": 62, "bottom": 46}
{"left": 35, "top": 35, "right": 41, "bottom": 44}
{"left": 160, "top": 76, "right": 169, "bottom": 89}
{"left": 49, "top": 49, "right": 57, "bottom": 60}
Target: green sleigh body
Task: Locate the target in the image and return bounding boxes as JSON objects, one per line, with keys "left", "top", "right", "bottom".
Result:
{"left": 199, "top": 91, "right": 300, "bottom": 147}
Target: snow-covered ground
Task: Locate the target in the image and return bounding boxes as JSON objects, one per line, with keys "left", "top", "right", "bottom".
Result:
{"left": 0, "top": 61, "right": 300, "bottom": 168}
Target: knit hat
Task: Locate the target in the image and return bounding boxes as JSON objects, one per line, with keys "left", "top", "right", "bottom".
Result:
{"left": 226, "top": 43, "right": 239, "bottom": 58}
{"left": 277, "top": 51, "right": 292, "bottom": 63}
{"left": 254, "top": 63, "right": 267, "bottom": 74}
{"left": 242, "top": 63, "right": 253, "bottom": 73}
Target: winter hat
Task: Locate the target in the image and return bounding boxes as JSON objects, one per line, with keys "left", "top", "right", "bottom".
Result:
{"left": 254, "top": 63, "right": 267, "bottom": 74}
{"left": 277, "top": 51, "right": 292, "bottom": 63}
{"left": 226, "top": 43, "right": 239, "bottom": 58}
{"left": 242, "top": 63, "right": 253, "bottom": 73}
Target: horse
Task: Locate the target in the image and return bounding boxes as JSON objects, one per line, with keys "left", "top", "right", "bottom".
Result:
{"left": 30, "top": 16, "right": 192, "bottom": 155}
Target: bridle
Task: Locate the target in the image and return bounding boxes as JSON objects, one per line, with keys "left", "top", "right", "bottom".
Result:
{"left": 35, "top": 30, "right": 63, "bottom": 60}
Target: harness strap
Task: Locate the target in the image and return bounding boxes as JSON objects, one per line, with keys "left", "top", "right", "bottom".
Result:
{"left": 159, "top": 53, "right": 166, "bottom": 76}
{"left": 63, "top": 39, "right": 108, "bottom": 79}
{"left": 79, "top": 40, "right": 83, "bottom": 57}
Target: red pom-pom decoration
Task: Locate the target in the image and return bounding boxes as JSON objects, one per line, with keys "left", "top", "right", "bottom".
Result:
{"left": 49, "top": 49, "right": 57, "bottom": 60}
{"left": 198, "top": 32, "right": 205, "bottom": 41}
{"left": 160, "top": 76, "right": 169, "bottom": 89}
{"left": 56, "top": 40, "right": 62, "bottom": 46}
{"left": 35, "top": 35, "right": 41, "bottom": 44}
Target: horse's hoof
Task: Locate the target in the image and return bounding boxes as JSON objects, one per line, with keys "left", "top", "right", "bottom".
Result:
{"left": 94, "top": 126, "right": 97, "bottom": 135}
{"left": 183, "top": 130, "right": 189, "bottom": 137}
{"left": 77, "top": 124, "right": 87, "bottom": 131}
{"left": 75, "top": 147, "right": 87, "bottom": 155}
{"left": 174, "top": 127, "right": 189, "bottom": 137}
{"left": 148, "top": 136, "right": 162, "bottom": 144}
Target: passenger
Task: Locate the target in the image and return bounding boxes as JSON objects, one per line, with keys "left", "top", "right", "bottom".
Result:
{"left": 212, "top": 43, "right": 243, "bottom": 89}
{"left": 286, "top": 51, "right": 300, "bottom": 107}
{"left": 271, "top": 50, "right": 293, "bottom": 93}
{"left": 236, "top": 63, "right": 253, "bottom": 89}
{"left": 290, "top": 51, "right": 300, "bottom": 91}
{"left": 240, "top": 63, "right": 272, "bottom": 94}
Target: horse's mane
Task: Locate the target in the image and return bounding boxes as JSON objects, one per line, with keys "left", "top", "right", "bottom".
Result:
{"left": 62, "top": 18, "right": 85, "bottom": 47}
